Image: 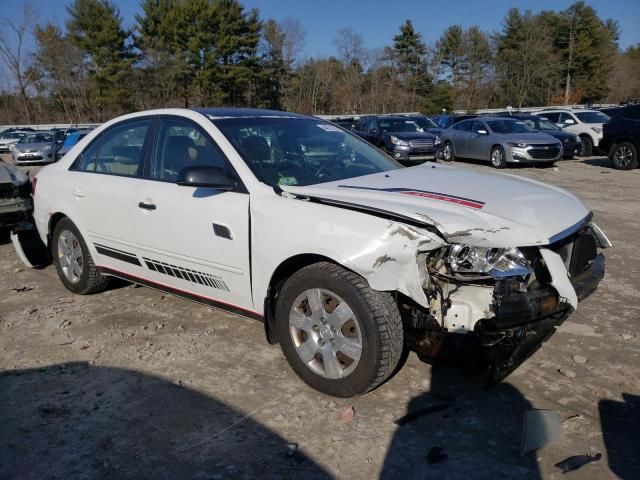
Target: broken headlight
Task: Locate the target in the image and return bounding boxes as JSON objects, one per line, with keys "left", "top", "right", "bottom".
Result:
{"left": 446, "top": 245, "right": 532, "bottom": 278}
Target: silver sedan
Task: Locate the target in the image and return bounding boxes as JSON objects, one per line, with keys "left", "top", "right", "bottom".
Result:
{"left": 441, "top": 117, "right": 563, "bottom": 168}
{"left": 11, "top": 132, "right": 60, "bottom": 165}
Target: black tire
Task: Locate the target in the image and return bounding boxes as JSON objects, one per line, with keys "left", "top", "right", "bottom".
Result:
{"left": 610, "top": 142, "right": 638, "bottom": 170}
{"left": 275, "top": 262, "right": 403, "bottom": 397}
{"left": 442, "top": 142, "right": 455, "bottom": 162}
{"left": 579, "top": 135, "right": 593, "bottom": 157}
{"left": 52, "top": 217, "right": 110, "bottom": 295}
{"left": 490, "top": 145, "right": 507, "bottom": 169}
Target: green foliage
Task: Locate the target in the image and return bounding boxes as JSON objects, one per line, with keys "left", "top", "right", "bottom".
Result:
{"left": 66, "top": 0, "right": 134, "bottom": 119}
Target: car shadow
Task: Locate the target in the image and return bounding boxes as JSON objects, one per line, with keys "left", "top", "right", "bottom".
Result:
{"left": 0, "top": 228, "right": 10, "bottom": 246}
{"left": 581, "top": 157, "right": 616, "bottom": 169}
{"left": 381, "top": 346, "right": 542, "bottom": 479}
{"left": 0, "top": 362, "right": 331, "bottom": 480}
{"left": 599, "top": 393, "right": 640, "bottom": 479}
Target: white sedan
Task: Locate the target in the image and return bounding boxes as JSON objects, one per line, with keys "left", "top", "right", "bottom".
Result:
{"left": 19, "top": 108, "right": 610, "bottom": 397}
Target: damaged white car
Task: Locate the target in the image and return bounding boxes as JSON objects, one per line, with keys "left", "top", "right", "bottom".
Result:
{"left": 16, "top": 108, "right": 610, "bottom": 397}
{"left": 0, "top": 162, "right": 32, "bottom": 228}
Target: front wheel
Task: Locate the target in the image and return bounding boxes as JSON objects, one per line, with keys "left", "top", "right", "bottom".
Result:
{"left": 275, "top": 262, "right": 403, "bottom": 397}
{"left": 490, "top": 146, "right": 507, "bottom": 168}
{"left": 52, "top": 218, "right": 110, "bottom": 295}
{"left": 610, "top": 142, "right": 638, "bottom": 170}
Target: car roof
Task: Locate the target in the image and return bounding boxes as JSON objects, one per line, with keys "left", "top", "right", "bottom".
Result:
{"left": 193, "top": 107, "right": 310, "bottom": 120}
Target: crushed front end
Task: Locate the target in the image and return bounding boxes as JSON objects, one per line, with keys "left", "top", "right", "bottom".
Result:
{"left": 406, "top": 220, "right": 610, "bottom": 384}
{"left": 0, "top": 165, "right": 32, "bottom": 228}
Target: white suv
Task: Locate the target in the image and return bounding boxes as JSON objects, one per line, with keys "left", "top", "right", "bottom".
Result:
{"left": 535, "top": 109, "right": 610, "bottom": 156}
{"left": 14, "top": 108, "right": 610, "bottom": 397}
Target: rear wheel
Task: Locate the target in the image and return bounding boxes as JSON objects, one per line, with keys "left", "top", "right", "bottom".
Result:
{"left": 442, "top": 142, "right": 455, "bottom": 162}
{"left": 490, "top": 146, "right": 507, "bottom": 168}
{"left": 52, "top": 218, "right": 110, "bottom": 295}
{"left": 610, "top": 142, "right": 638, "bottom": 170}
{"left": 275, "top": 262, "right": 403, "bottom": 397}
{"left": 579, "top": 135, "right": 593, "bottom": 156}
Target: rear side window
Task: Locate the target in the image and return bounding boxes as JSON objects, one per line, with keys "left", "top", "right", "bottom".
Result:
{"left": 72, "top": 120, "right": 150, "bottom": 177}
{"left": 152, "top": 118, "right": 231, "bottom": 182}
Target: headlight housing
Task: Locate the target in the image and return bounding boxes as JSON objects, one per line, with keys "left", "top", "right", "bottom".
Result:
{"left": 446, "top": 244, "right": 532, "bottom": 277}
{"left": 42, "top": 145, "right": 52, "bottom": 151}
{"left": 507, "top": 142, "right": 529, "bottom": 148}
{"left": 390, "top": 136, "right": 409, "bottom": 146}
{"left": 434, "top": 135, "right": 442, "bottom": 145}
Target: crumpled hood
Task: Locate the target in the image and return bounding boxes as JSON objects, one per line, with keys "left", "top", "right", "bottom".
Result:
{"left": 0, "top": 162, "right": 29, "bottom": 186}
{"left": 280, "top": 163, "right": 590, "bottom": 247}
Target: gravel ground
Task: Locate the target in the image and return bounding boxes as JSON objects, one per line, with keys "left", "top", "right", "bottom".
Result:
{"left": 1, "top": 153, "right": 639, "bottom": 480}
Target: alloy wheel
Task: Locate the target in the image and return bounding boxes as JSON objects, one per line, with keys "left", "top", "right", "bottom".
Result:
{"left": 288, "top": 288, "right": 363, "bottom": 379}
{"left": 491, "top": 148, "right": 503, "bottom": 167}
{"left": 57, "top": 230, "right": 84, "bottom": 284}
{"left": 613, "top": 145, "right": 633, "bottom": 168}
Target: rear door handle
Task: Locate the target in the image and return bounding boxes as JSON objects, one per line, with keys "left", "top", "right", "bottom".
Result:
{"left": 138, "top": 202, "right": 156, "bottom": 211}
{"left": 72, "top": 188, "right": 85, "bottom": 198}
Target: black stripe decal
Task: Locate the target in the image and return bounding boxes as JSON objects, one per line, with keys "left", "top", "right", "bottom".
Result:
{"left": 142, "top": 257, "right": 230, "bottom": 292}
{"left": 97, "top": 266, "right": 261, "bottom": 321}
{"left": 95, "top": 244, "right": 141, "bottom": 266}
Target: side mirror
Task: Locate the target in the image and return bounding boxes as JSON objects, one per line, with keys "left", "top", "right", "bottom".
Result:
{"left": 477, "top": 129, "right": 488, "bottom": 135}
{"left": 177, "top": 166, "right": 236, "bottom": 191}
{"left": 564, "top": 119, "right": 576, "bottom": 125}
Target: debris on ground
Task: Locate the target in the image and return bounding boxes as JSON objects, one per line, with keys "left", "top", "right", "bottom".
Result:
{"left": 572, "top": 355, "right": 587, "bottom": 364}
{"left": 426, "top": 446, "right": 448, "bottom": 465}
{"left": 338, "top": 406, "right": 355, "bottom": 423}
{"left": 520, "top": 410, "right": 564, "bottom": 456}
{"left": 11, "top": 286, "right": 32, "bottom": 293}
{"left": 395, "top": 404, "right": 450, "bottom": 426}
{"left": 558, "top": 368, "right": 577, "bottom": 378}
{"left": 554, "top": 452, "right": 602, "bottom": 473}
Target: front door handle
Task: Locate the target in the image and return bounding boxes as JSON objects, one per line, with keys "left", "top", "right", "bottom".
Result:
{"left": 138, "top": 202, "right": 157, "bottom": 211}
{"left": 72, "top": 188, "right": 85, "bottom": 198}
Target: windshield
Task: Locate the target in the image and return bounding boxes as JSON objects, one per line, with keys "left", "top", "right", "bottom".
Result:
{"left": 410, "top": 116, "right": 438, "bottom": 129}
{"left": 379, "top": 118, "right": 421, "bottom": 133}
{"left": 0, "top": 132, "right": 24, "bottom": 140}
{"left": 214, "top": 117, "right": 401, "bottom": 187}
{"left": 19, "top": 133, "right": 53, "bottom": 143}
{"left": 487, "top": 119, "right": 535, "bottom": 134}
{"left": 575, "top": 111, "right": 610, "bottom": 124}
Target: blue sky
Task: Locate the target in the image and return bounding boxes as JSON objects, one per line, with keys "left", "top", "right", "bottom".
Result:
{"left": 3, "top": 0, "right": 640, "bottom": 56}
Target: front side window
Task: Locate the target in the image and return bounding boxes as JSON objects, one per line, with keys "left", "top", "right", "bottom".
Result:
{"left": 542, "top": 112, "right": 559, "bottom": 122}
{"left": 152, "top": 118, "right": 231, "bottom": 182}
{"left": 455, "top": 121, "right": 472, "bottom": 132}
{"left": 213, "top": 117, "right": 401, "bottom": 187}
{"left": 536, "top": 118, "right": 560, "bottom": 130}
{"left": 471, "top": 120, "right": 486, "bottom": 133}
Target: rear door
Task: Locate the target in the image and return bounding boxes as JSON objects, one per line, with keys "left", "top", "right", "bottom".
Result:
{"left": 467, "top": 120, "right": 491, "bottom": 159}
{"left": 66, "top": 118, "right": 152, "bottom": 273}
{"left": 133, "top": 115, "right": 254, "bottom": 313}
{"left": 452, "top": 120, "right": 472, "bottom": 156}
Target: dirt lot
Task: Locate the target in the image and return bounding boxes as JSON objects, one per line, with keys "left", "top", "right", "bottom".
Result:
{"left": 1, "top": 153, "right": 639, "bottom": 480}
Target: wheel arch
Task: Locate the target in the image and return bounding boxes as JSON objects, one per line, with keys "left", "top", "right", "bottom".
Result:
{"left": 263, "top": 253, "right": 350, "bottom": 344}
{"left": 47, "top": 212, "right": 69, "bottom": 249}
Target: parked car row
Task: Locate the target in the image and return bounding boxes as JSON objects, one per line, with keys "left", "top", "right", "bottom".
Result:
{"left": 0, "top": 126, "right": 95, "bottom": 165}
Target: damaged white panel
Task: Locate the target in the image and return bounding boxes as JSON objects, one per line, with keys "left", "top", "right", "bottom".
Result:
{"left": 540, "top": 248, "right": 578, "bottom": 309}
{"left": 341, "top": 222, "right": 443, "bottom": 307}
{"left": 443, "top": 285, "right": 495, "bottom": 333}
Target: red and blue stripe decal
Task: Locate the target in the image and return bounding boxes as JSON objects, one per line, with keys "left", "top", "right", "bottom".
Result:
{"left": 338, "top": 185, "right": 485, "bottom": 210}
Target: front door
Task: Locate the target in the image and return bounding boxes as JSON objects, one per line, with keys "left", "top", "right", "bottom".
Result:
{"left": 133, "top": 116, "right": 255, "bottom": 314}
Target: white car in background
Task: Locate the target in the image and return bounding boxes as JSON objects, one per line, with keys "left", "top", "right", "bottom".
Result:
{"left": 534, "top": 109, "right": 610, "bottom": 156}
{"left": 15, "top": 108, "right": 610, "bottom": 397}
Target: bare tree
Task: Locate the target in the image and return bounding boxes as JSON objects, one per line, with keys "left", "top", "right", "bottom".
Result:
{"left": 280, "top": 17, "right": 306, "bottom": 70}
{"left": 0, "top": 1, "right": 37, "bottom": 123}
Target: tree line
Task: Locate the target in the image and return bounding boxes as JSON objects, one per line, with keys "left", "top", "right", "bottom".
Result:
{"left": 0, "top": 0, "right": 639, "bottom": 125}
